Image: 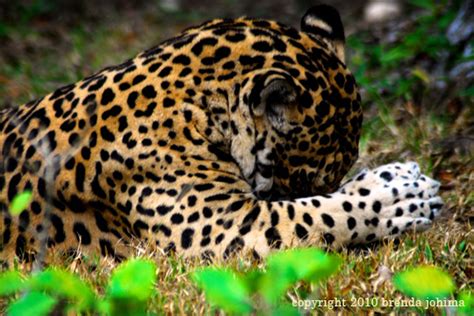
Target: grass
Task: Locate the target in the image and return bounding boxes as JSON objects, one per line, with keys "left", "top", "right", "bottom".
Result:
{"left": 0, "top": 1, "right": 473, "bottom": 314}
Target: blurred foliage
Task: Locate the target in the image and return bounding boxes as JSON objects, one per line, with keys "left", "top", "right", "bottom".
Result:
{"left": 393, "top": 266, "right": 455, "bottom": 300}
{"left": 393, "top": 266, "right": 473, "bottom": 315}
{"left": 104, "top": 259, "right": 158, "bottom": 315}
{"left": 345, "top": 0, "right": 473, "bottom": 159}
{"left": 0, "top": 259, "right": 157, "bottom": 316}
{"left": 347, "top": 0, "right": 472, "bottom": 105}
{"left": 458, "top": 291, "right": 474, "bottom": 315}
{"left": 193, "top": 268, "right": 253, "bottom": 314}
{"left": 192, "top": 248, "right": 342, "bottom": 315}
{"left": 0, "top": 1, "right": 472, "bottom": 314}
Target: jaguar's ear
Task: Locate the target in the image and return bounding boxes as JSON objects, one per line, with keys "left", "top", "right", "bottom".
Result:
{"left": 250, "top": 77, "right": 297, "bottom": 132}
{"left": 301, "top": 4, "right": 345, "bottom": 62}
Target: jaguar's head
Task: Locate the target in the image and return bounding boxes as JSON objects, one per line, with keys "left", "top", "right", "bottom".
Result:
{"left": 230, "top": 4, "right": 362, "bottom": 199}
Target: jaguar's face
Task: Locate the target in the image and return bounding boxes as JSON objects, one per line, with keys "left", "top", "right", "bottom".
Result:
{"left": 271, "top": 81, "right": 362, "bottom": 198}
{"left": 241, "top": 32, "right": 362, "bottom": 199}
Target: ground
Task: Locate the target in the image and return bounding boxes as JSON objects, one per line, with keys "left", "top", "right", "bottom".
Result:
{"left": 0, "top": 0, "right": 472, "bottom": 313}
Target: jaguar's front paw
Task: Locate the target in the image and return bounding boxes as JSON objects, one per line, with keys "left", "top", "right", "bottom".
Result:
{"left": 339, "top": 162, "right": 444, "bottom": 244}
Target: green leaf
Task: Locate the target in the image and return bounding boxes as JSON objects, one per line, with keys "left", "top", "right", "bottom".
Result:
{"left": 460, "top": 86, "right": 474, "bottom": 97}
{"left": 260, "top": 248, "right": 341, "bottom": 303}
{"left": 7, "top": 291, "right": 57, "bottom": 316}
{"left": 424, "top": 244, "right": 433, "bottom": 262}
{"left": 241, "top": 269, "right": 264, "bottom": 294}
{"left": 412, "top": 68, "right": 431, "bottom": 85}
{"left": 458, "top": 240, "right": 466, "bottom": 252}
{"left": 96, "top": 299, "right": 112, "bottom": 315}
{"left": 380, "top": 47, "right": 412, "bottom": 67}
{"left": 271, "top": 248, "right": 342, "bottom": 282}
{"left": 106, "top": 297, "right": 148, "bottom": 316}
{"left": 29, "top": 268, "right": 96, "bottom": 311}
{"left": 107, "top": 258, "right": 157, "bottom": 302}
{"left": 192, "top": 268, "right": 252, "bottom": 314}
{"left": 458, "top": 291, "right": 474, "bottom": 315}
{"left": 9, "top": 191, "right": 33, "bottom": 215}
{"left": 393, "top": 266, "right": 455, "bottom": 300}
{"left": 0, "top": 271, "right": 27, "bottom": 295}
{"left": 0, "top": 23, "right": 9, "bottom": 38}
{"left": 437, "top": 10, "right": 456, "bottom": 29}
{"left": 106, "top": 259, "right": 157, "bottom": 316}
{"left": 408, "top": 0, "right": 434, "bottom": 10}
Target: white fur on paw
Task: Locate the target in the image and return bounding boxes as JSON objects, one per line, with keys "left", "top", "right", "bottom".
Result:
{"left": 382, "top": 217, "right": 433, "bottom": 237}
{"left": 339, "top": 162, "right": 437, "bottom": 196}
{"left": 350, "top": 216, "right": 433, "bottom": 244}
{"left": 340, "top": 162, "right": 416, "bottom": 192}
{"left": 338, "top": 161, "right": 444, "bottom": 245}
{"left": 382, "top": 197, "right": 444, "bottom": 220}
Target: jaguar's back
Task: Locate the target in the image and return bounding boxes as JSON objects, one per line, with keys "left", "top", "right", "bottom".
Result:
{"left": 1, "top": 5, "right": 442, "bottom": 265}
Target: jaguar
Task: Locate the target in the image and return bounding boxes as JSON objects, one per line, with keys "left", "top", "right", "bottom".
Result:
{"left": 0, "top": 4, "right": 443, "bottom": 264}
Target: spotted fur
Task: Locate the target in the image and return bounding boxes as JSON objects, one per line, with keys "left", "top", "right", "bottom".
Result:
{"left": 0, "top": 5, "right": 442, "bottom": 264}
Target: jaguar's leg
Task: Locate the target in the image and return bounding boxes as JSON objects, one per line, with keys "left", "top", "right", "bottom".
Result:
{"left": 182, "top": 162, "right": 443, "bottom": 258}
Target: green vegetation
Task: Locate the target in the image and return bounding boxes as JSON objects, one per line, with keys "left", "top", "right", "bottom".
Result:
{"left": 1, "top": 243, "right": 472, "bottom": 314}
{"left": 193, "top": 249, "right": 341, "bottom": 314}
{"left": 0, "top": 0, "right": 472, "bottom": 314}
{"left": 348, "top": 0, "right": 470, "bottom": 102}
{"left": 393, "top": 266, "right": 473, "bottom": 314}
{"left": 4, "top": 190, "right": 472, "bottom": 314}
{"left": 0, "top": 259, "right": 157, "bottom": 315}
{"left": 346, "top": 0, "right": 472, "bottom": 159}
{"left": 393, "top": 266, "right": 455, "bottom": 300}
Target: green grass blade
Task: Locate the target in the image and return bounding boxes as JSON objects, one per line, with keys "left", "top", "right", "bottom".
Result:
{"left": 192, "top": 267, "right": 252, "bottom": 314}
{"left": 7, "top": 291, "right": 57, "bottom": 316}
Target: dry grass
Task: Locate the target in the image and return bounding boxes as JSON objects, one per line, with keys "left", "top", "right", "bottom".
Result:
{"left": 3, "top": 109, "right": 472, "bottom": 314}
{"left": 1, "top": 2, "right": 473, "bottom": 314}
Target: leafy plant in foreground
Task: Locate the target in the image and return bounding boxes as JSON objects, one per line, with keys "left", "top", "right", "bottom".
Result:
{"left": 192, "top": 248, "right": 342, "bottom": 315}
{"left": 0, "top": 259, "right": 157, "bottom": 316}
{"left": 393, "top": 265, "right": 455, "bottom": 300}
{"left": 193, "top": 268, "right": 253, "bottom": 314}
{"left": 2, "top": 191, "right": 158, "bottom": 315}
{"left": 103, "top": 258, "right": 157, "bottom": 315}
{"left": 393, "top": 265, "right": 473, "bottom": 315}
